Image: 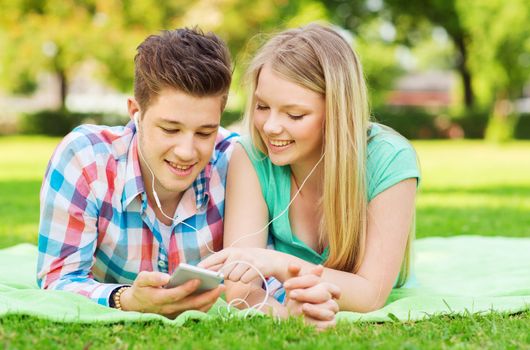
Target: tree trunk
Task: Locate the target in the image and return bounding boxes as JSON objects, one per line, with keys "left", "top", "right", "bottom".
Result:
{"left": 58, "top": 69, "right": 67, "bottom": 111}
{"left": 485, "top": 91, "right": 517, "bottom": 142}
{"left": 454, "top": 35, "right": 474, "bottom": 109}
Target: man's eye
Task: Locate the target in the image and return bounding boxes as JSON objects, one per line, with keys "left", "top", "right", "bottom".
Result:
{"left": 161, "top": 127, "right": 180, "bottom": 134}
{"left": 196, "top": 132, "right": 214, "bottom": 138}
{"left": 256, "top": 104, "right": 269, "bottom": 111}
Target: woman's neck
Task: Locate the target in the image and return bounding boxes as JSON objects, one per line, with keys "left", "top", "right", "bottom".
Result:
{"left": 290, "top": 155, "right": 325, "bottom": 198}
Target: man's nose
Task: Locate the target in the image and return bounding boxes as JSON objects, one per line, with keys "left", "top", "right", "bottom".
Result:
{"left": 173, "top": 134, "right": 196, "bottom": 162}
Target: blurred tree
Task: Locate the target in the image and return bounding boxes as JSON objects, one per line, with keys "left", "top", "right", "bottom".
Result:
{"left": 0, "top": 0, "right": 193, "bottom": 110}
{"left": 381, "top": 0, "right": 476, "bottom": 109}
{"left": 323, "top": 0, "right": 530, "bottom": 141}
{"left": 0, "top": 0, "right": 104, "bottom": 110}
{"left": 0, "top": 0, "right": 305, "bottom": 113}
{"left": 460, "top": 0, "right": 530, "bottom": 141}
{"left": 323, "top": 0, "right": 476, "bottom": 109}
{"left": 320, "top": 1, "right": 404, "bottom": 108}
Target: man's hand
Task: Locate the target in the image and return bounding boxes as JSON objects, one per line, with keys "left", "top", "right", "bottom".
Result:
{"left": 119, "top": 271, "right": 224, "bottom": 319}
{"left": 284, "top": 264, "right": 341, "bottom": 330}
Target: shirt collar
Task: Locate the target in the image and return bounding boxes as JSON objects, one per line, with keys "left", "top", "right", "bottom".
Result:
{"left": 122, "top": 131, "right": 145, "bottom": 210}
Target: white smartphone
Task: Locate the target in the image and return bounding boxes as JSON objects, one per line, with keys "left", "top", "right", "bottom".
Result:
{"left": 164, "top": 263, "right": 224, "bottom": 293}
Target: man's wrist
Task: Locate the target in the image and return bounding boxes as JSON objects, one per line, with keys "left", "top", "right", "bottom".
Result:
{"left": 109, "top": 286, "right": 131, "bottom": 310}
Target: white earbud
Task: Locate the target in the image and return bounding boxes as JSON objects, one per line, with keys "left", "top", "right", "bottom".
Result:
{"left": 133, "top": 111, "right": 140, "bottom": 130}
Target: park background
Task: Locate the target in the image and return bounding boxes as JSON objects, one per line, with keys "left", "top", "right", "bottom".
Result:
{"left": 0, "top": 0, "right": 529, "bottom": 349}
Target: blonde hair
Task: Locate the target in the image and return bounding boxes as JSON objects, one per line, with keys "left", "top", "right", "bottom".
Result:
{"left": 244, "top": 23, "right": 412, "bottom": 286}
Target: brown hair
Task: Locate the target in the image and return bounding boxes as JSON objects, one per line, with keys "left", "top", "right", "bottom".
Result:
{"left": 134, "top": 27, "right": 232, "bottom": 112}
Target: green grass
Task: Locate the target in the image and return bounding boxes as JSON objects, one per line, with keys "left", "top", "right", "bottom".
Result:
{"left": 0, "top": 136, "right": 529, "bottom": 349}
{"left": 0, "top": 311, "right": 529, "bottom": 349}
{"left": 414, "top": 140, "right": 530, "bottom": 238}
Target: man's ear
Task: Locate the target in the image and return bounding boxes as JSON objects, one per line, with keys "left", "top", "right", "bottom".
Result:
{"left": 127, "top": 98, "right": 141, "bottom": 123}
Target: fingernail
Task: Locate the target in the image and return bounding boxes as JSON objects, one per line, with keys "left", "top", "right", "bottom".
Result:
{"left": 290, "top": 291, "right": 298, "bottom": 298}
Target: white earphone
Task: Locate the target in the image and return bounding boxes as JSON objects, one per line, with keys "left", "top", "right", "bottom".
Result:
{"left": 134, "top": 111, "right": 163, "bottom": 210}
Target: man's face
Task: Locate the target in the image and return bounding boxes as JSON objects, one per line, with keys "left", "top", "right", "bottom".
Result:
{"left": 134, "top": 88, "right": 223, "bottom": 202}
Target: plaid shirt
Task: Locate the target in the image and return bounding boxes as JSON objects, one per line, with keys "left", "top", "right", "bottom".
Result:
{"left": 37, "top": 122, "right": 237, "bottom": 306}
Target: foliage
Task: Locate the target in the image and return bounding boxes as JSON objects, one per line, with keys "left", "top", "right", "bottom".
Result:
{"left": 1, "top": 0, "right": 529, "bottom": 141}
{"left": 451, "top": 108, "right": 490, "bottom": 139}
{"left": 372, "top": 107, "right": 440, "bottom": 139}
{"left": 21, "top": 110, "right": 85, "bottom": 136}
{"left": 0, "top": 0, "right": 314, "bottom": 113}
{"left": 372, "top": 107, "right": 506, "bottom": 140}
{"left": 20, "top": 110, "right": 128, "bottom": 136}
{"left": 514, "top": 113, "right": 530, "bottom": 140}
{"left": 0, "top": 0, "right": 108, "bottom": 107}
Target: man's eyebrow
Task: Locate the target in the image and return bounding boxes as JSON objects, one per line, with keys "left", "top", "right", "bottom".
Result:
{"left": 160, "top": 118, "right": 219, "bottom": 129}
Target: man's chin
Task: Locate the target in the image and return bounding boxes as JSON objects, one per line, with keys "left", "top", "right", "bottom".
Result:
{"left": 163, "top": 179, "right": 194, "bottom": 194}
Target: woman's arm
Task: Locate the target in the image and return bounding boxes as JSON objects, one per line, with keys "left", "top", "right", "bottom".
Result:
{"left": 214, "top": 143, "right": 417, "bottom": 313}
{"left": 281, "top": 178, "right": 417, "bottom": 312}
{"left": 221, "top": 143, "right": 272, "bottom": 306}
{"left": 224, "top": 144, "right": 270, "bottom": 249}
{"left": 207, "top": 177, "right": 417, "bottom": 312}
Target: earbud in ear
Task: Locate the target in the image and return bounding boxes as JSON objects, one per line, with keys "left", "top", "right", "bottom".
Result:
{"left": 133, "top": 112, "right": 140, "bottom": 130}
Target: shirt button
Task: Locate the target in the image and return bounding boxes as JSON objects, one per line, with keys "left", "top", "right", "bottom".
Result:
{"left": 158, "top": 261, "right": 166, "bottom": 268}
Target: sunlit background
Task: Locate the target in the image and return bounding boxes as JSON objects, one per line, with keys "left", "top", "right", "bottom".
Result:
{"left": 0, "top": 0, "right": 529, "bottom": 141}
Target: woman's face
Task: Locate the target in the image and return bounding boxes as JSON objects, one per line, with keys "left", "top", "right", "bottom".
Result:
{"left": 253, "top": 64, "right": 325, "bottom": 168}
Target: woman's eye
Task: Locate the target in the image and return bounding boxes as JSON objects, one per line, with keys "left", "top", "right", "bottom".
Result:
{"left": 256, "top": 104, "right": 269, "bottom": 111}
{"left": 196, "top": 132, "right": 214, "bottom": 138}
{"left": 287, "top": 113, "right": 305, "bottom": 120}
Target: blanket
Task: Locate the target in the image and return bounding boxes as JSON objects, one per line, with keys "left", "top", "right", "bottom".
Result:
{"left": 0, "top": 236, "right": 528, "bottom": 324}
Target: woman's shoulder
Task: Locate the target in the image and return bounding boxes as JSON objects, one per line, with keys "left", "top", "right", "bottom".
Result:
{"left": 367, "top": 123, "right": 415, "bottom": 154}
{"left": 366, "top": 123, "right": 420, "bottom": 200}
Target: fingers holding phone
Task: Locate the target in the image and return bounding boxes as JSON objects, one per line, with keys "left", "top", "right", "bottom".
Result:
{"left": 119, "top": 269, "right": 223, "bottom": 318}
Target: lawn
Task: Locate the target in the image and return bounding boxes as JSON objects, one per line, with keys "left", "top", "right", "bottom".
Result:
{"left": 0, "top": 136, "right": 529, "bottom": 349}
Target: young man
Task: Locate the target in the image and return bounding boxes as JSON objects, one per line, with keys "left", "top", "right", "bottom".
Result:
{"left": 37, "top": 28, "right": 236, "bottom": 318}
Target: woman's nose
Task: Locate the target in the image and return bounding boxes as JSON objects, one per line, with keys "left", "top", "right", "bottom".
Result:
{"left": 262, "top": 112, "right": 283, "bottom": 135}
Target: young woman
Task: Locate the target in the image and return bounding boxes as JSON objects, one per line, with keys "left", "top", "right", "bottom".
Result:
{"left": 200, "top": 23, "right": 420, "bottom": 319}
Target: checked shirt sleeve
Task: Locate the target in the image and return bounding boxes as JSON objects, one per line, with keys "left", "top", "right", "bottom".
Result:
{"left": 36, "top": 131, "right": 122, "bottom": 306}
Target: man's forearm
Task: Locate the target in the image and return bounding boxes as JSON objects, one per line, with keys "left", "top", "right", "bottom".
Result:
{"left": 42, "top": 275, "right": 124, "bottom": 307}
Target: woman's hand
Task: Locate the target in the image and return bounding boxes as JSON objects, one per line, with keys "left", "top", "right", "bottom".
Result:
{"left": 198, "top": 247, "right": 283, "bottom": 283}
{"left": 119, "top": 270, "right": 224, "bottom": 319}
{"left": 284, "top": 264, "right": 341, "bottom": 330}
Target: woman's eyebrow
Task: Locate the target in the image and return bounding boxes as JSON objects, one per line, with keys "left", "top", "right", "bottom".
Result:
{"left": 255, "top": 94, "right": 310, "bottom": 109}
